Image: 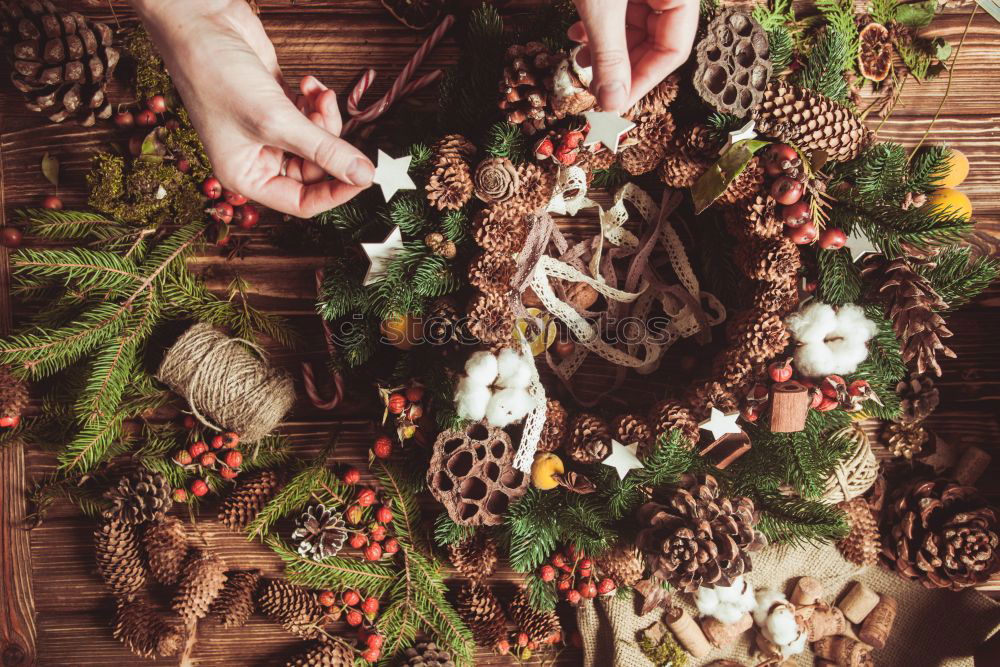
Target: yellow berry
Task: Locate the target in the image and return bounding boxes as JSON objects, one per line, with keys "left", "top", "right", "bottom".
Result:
{"left": 531, "top": 452, "right": 565, "bottom": 490}
{"left": 380, "top": 314, "right": 422, "bottom": 350}
{"left": 936, "top": 148, "right": 970, "bottom": 188}
{"left": 926, "top": 188, "right": 973, "bottom": 221}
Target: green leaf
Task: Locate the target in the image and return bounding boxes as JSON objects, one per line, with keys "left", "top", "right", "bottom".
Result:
{"left": 41, "top": 152, "right": 60, "bottom": 187}
{"left": 894, "top": 0, "right": 937, "bottom": 27}
{"left": 692, "top": 139, "right": 770, "bottom": 213}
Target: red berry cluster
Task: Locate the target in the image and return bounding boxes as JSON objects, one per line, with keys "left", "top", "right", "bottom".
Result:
{"left": 533, "top": 125, "right": 588, "bottom": 166}
{"left": 117, "top": 95, "right": 188, "bottom": 166}
{"left": 316, "top": 589, "right": 384, "bottom": 662}
{"left": 200, "top": 175, "right": 259, "bottom": 247}
{"left": 170, "top": 418, "right": 242, "bottom": 501}
{"left": 743, "top": 359, "right": 877, "bottom": 421}
{"left": 0, "top": 413, "right": 19, "bottom": 429}
{"left": 339, "top": 470, "right": 400, "bottom": 561}
{"left": 381, "top": 383, "right": 425, "bottom": 442}
{"left": 538, "top": 544, "right": 616, "bottom": 607}
{"left": 761, "top": 143, "right": 846, "bottom": 251}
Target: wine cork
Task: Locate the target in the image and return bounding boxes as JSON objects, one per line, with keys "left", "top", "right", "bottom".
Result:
{"left": 807, "top": 603, "right": 847, "bottom": 641}
{"left": 954, "top": 446, "right": 992, "bottom": 486}
{"left": 700, "top": 612, "right": 753, "bottom": 648}
{"left": 666, "top": 608, "right": 711, "bottom": 658}
{"left": 791, "top": 576, "right": 824, "bottom": 606}
{"left": 838, "top": 581, "right": 881, "bottom": 624}
{"left": 859, "top": 594, "right": 897, "bottom": 649}
{"left": 813, "top": 636, "right": 874, "bottom": 667}
{"left": 770, "top": 380, "right": 810, "bottom": 432}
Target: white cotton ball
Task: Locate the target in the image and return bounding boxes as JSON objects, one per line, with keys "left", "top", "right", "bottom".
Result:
{"left": 785, "top": 302, "right": 838, "bottom": 345}
{"left": 695, "top": 586, "right": 720, "bottom": 617}
{"left": 753, "top": 589, "right": 785, "bottom": 627}
{"left": 713, "top": 603, "right": 746, "bottom": 625}
{"left": 495, "top": 348, "right": 532, "bottom": 389}
{"left": 485, "top": 388, "right": 533, "bottom": 427}
{"left": 792, "top": 337, "right": 839, "bottom": 377}
{"left": 464, "top": 350, "right": 498, "bottom": 386}
{"left": 765, "top": 606, "right": 800, "bottom": 646}
{"left": 836, "top": 304, "right": 879, "bottom": 341}
{"left": 737, "top": 580, "right": 757, "bottom": 614}
{"left": 781, "top": 630, "right": 808, "bottom": 657}
{"left": 787, "top": 302, "right": 878, "bottom": 377}
{"left": 715, "top": 577, "right": 743, "bottom": 603}
{"left": 454, "top": 377, "right": 491, "bottom": 422}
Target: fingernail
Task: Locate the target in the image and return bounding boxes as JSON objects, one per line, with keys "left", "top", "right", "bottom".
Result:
{"left": 599, "top": 82, "right": 627, "bottom": 112}
{"left": 346, "top": 157, "right": 375, "bottom": 186}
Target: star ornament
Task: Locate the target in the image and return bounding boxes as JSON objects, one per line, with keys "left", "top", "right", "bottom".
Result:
{"left": 698, "top": 407, "right": 743, "bottom": 441}
{"left": 602, "top": 439, "right": 644, "bottom": 480}
{"left": 372, "top": 149, "right": 415, "bottom": 202}
{"left": 846, "top": 227, "right": 880, "bottom": 263}
{"left": 361, "top": 225, "right": 404, "bottom": 286}
{"left": 721, "top": 120, "right": 757, "bottom": 154}
{"left": 582, "top": 111, "right": 636, "bottom": 154}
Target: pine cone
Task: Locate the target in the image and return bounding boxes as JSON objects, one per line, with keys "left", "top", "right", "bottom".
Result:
{"left": 468, "top": 251, "right": 516, "bottom": 293}
{"left": 538, "top": 398, "right": 568, "bottom": 453}
{"left": 425, "top": 297, "right": 462, "bottom": 347}
{"left": 465, "top": 290, "right": 513, "bottom": 347}
{"left": 681, "top": 123, "right": 722, "bottom": 159}
{"left": 511, "top": 162, "right": 555, "bottom": 212}
{"left": 473, "top": 207, "right": 527, "bottom": 254}
{"left": 94, "top": 517, "right": 146, "bottom": 597}
{"left": 259, "top": 578, "right": 325, "bottom": 639}
{"left": 612, "top": 413, "right": 653, "bottom": 457}
{"left": 291, "top": 504, "right": 348, "bottom": 561}
{"left": 455, "top": 581, "right": 507, "bottom": 648}
{"left": 837, "top": 497, "right": 880, "bottom": 567}
{"left": 896, "top": 372, "right": 940, "bottom": 423}
{"left": 219, "top": 470, "right": 281, "bottom": 531}
{"left": 286, "top": 641, "right": 355, "bottom": 667}
{"left": 172, "top": 550, "right": 227, "bottom": 623}
{"left": 509, "top": 586, "right": 561, "bottom": 644}
{"left": 627, "top": 74, "right": 680, "bottom": 119}
{"left": 731, "top": 193, "right": 783, "bottom": 241}
{"left": 0, "top": 364, "right": 28, "bottom": 422}
{"left": 884, "top": 421, "right": 928, "bottom": 460}
{"left": 658, "top": 153, "right": 711, "bottom": 188}
{"left": 473, "top": 156, "right": 520, "bottom": 203}
{"left": 732, "top": 310, "right": 789, "bottom": 364}
{"left": 712, "top": 349, "right": 761, "bottom": 392}
{"left": 402, "top": 642, "right": 456, "bottom": 667}
{"left": 752, "top": 81, "right": 874, "bottom": 162}
{"left": 0, "top": 0, "right": 119, "bottom": 125}
{"left": 595, "top": 543, "right": 645, "bottom": 587}
{"left": 737, "top": 236, "right": 801, "bottom": 283}
{"left": 719, "top": 157, "right": 765, "bottom": 206}
{"left": 620, "top": 112, "right": 675, "bottom": 176}
{"left": 636, "top": 474, "right": 764, "bottom": 592}
{"left": 686, "top": 380, "right": 739, "bottom": 419}
{"left": 447, "top": 532, "right": 499, "bottom": 580}
{"left": 648, "top": 399, "right": 700, "bottom": 445}
{"left": 209, "top": 569, "right": 261, "bottom": 628}
{"left": 752, "top": 275, "right": 799, "bottom": 317}
{"left": 426, "top": 161, "right": 473, "bottom": 211}
{"left": 432, "top": 134, "right": 476, "bottom": 166}
{"left": 881, "top": 478, "right": 1000, "bottom": 590}
{"left": 499, "top": 42, "right": 593, "bottom": 135}
{"left": 567, "top": 413, "right": 611, "bottom": 463}
{"left": 142, "top": 516, "right": 189, "bottom": 586}
{"left": 103, "top": 470, "right": 173, "bottom": 524}
{"left": 113, "top": 596, "right": 183, "bottom": 659}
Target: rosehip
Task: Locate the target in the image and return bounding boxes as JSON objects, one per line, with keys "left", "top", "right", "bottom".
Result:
{"left": 407, "top": 403, "right": 424, "bottom": 421}
{"left": 770, "top": 175, "right": 804, "bottom": 205}
{"left": 42, "top": 195, "right": 63, "bottom": 210}
{"left": 534, "top": 136, "right": 555, "bottom": 159}
{"left": 517, "top": 632, "right": 529, "bottom": 648}
{"left": 224, "top": 450, "right": 242, "bottom": 469}
{"left": 539, "top": 564, "right": 556, "bottom": 582}
{"left": 404, "top": 385, "right": 424, "bottom": 402}
{"left": 0, "top": 414, "right": 18, "bottom": 428}
{"left": 375, "top": 506, "right": 393, "bottom": 524}
{"left": 146, "top": 95, "right": 167, "bottom": 114}
{"left": 597, "top": 578, "right": 617, "bottom": 595}
{"left": 781, "top": 200, "right": 812, "bottom": 227}
{"left": 566, "top": 589, "right": 582, "bottom": 605}
{"left": 361, "top": 648, "right": 381, "bottom": 663}
{"left": 219, "top": 466, "right": 239, "bottom": 480}
{"left": 113, "top": 111, "right": 135, "bottom": 128}
{"left": 366, "top": 633, "right": 384, "bottom": 650}
{"left": 342, "top": 589, "right": 361, "bottom": 606}
{"left": 210, "top": 201, "right": 234, "bottom": 225}
{"left": 357, "top": 488, "right": 377, "bottom": 507}
{"left": 556, "top": 576, "right": 572, "bottom": 592}
{"left": 578, "top": 580, "right": 598, "bottom": 599}
{"left": 496, "top": 639, "right": 511, "bottom": 655}
{"left": 818, "top": 226, "right": 848, "bottom": 250}
{"left": 210, "top": 435, "right": 225, "bottom": 450}
{"left": 364, "top": 542, "right": 383, "bottom": 561}
{"left": 550, "top": 553, "right": 566, "bottom": 568}
{"left": 349, "top": 533, "right": 367, "bottom": 549}
{"left": 785, "top": 220, "right": 818, "bottom": 245}
{"left": 369, "top": 524, "right": 387, "bottom": 542}
{"left": 341, "top": 466, "right": 361, "bottom": 485}
{"left": 346, "top": 609, "right": 363, "bottom": 626}
{"left": 202, "top": 177, "right": 223, "bottom": 199}
{"left": 816, "top": 396, "right": 839, "bottom": 412}
{"left": 386, "top": 392, "right": 406, "bottom": 414}
{"left": 234, "top": 204, "right": 259, "bottom": 229}
{"left": 317, "top": 590, "right": 336, "bottom": 607}
{"left": 222, "top": 189, "right": 247, "bottom": 206}
{"left": 742, "top": 405, "right": 760, "bottom": 423}
{"left": 135, "top": 109, "right": 157, "bottom": 127}
{"left": 174, "top": 450, "right": 193, "bottom": 465}
{"left": 1, "top": 227, "right": 22, "bottom": 249}
{"left": 222, "top": 432, "right": 240, "bottom": 448}
{"left": 762, "top": 143, "right": 798, "bottom": 177}
{"left": 172, "top": 488, "right": 189, "bottom": 503}
{"left": 822, "top": 375, "right": 845, "bottom": 399}
{"left": 372, "top": 436, "right": 393, "bottom": 459}
{"left": 189, "top": 441, "right": 208, "bottom": 457}
{"left": 848, "top": 379, "right": 870, "bottom": 397}
{"left": 345, "top": 505, "right": 364, "bottom": 525}
{"left": 182, "top": 415, "right": 197, "bottom": 430}
{"left": 383, "top": 537, "right": 400, "bottom": 554}
{"left": 190, "top": 479, "right": 209, "bottom": 497}
{"left": 362, "top": 596, "right": 380, "bottom": 615}
{"left": 199, "top": 452, "right": 217, "bottom": 467}
{"left": 768, "top": 359, "right": 794, "bottom": 383}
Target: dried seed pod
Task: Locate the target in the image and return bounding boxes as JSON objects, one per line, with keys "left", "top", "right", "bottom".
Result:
{"left": 693, "top": 10, "right": 772, "bottom": 116}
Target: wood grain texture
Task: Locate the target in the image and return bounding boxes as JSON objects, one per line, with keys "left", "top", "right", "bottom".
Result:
{"left": 1, "top": 1, "right": 999, "bottom": 665}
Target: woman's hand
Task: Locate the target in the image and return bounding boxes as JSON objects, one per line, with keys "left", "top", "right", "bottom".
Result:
{"left": 570, "top": 0, "right": 700, "bottom": 112}
{"left": 133, "top": 0, "right": 374, "bottom": 216}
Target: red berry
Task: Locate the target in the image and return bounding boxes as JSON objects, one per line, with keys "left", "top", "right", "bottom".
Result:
{"left": 578, "top": 558, "right": 593, "bottom": 570}
{"left": 822, "top": 375, "right": 845, "bottom": 399}
{"left": 234, "top": 204, "right": 259, "bottom": 229}
{"left": 146, "top": 95, "right": 167, "bottom": 114}
{"left": 174, "top": 450, "right": 193, "bottom": 465}
{"left": 317, "top": 590, "right": 336, "bottom": 607}
{"left": 361, "top": 648, "right": 381, "bottom": 663}
{"left": 369, "top": 524, "right": 387, "bottom": 542}
{"left": 517, "top": 632, "right": 529, "bottom": 647}
{"left": 224, "top": 450, "right": 243, "bottom": 469}
{"left": 564, "top": 130, "right": 585, "bottom": 149}
{"left": 781, "top": 200, "right": 812, "bottom": 227}
{"left": 534, "top": 137, "right": 555, "bottom": 159}
{"left": 362, "top": 596, "right": 380, "bottom": 615}
{"left": 556, "top": 576, "right": 572, "bottom": 592}
{"left": 566, "top": 589, "right": 582, "bottom": 605}
{"left": 848, "top": 379, "right": 870, "bottom": 397}
{"left": 1, "top": 227, "right": 23, "bottom": 249}
{"left": 375, "top": 506, "right": 393, "bottom": 524}
{"left": 383, "top": 537, "right": 400, "bottom": 554}
{"left": 113, "top": 111, "right": 135, "bottom": 128}
{"left": 135, "top": 109, "right": 157, "bottom": 127}
{"left": 189, "top": 441, "right": 208, "bottom": 458}
{"left": 771, "top": 175, "right": 805, "bottom": 205}
{"left": 164, "top": 118, "right": 180, "bottom": 131}
{"left": 785, "top": 220, "right": 818, "bottom": 245}
{"left": 342, "top": 589, "right": 361, "bottom": 606}
{"left": 364, "top": 542, "right": 383, "bottom": 561}
{"left": 182, "top": 415, "right": 197, "bottom": 430}
{"left": 819, "top": 226, "right": 848, "bottom": 250}
{"left": 539, "top": 565, "right": 556, "bottom": 582}
{"left": 42, "top": 195, "right": 63, "bottom": 210}
{"left": 597, "top": 578, "right": 617, "bottom": 595}
{"left": 768, "top": 359, "right": 794, "bottom": 383}
{"left": 199, "top": 452, "right": 217, "bottom": 467}
{"left": 742, "top": 405, "right": 761, "bottom": 423}
{"left": 550, "top": 553, "right": 566, "bottom": 568}
{"left": 816, "top": 396, "right": 839, "bottom": 412}
{"left": 221, "top": 189, "right": 247, "bottom": 206}
{"left": 496, "top": 639, "right": 511, "bottom": 655}
{"left": 578, "top": 567, "right": 592, "bottom": 579}
{"left": 211, "top": 435, "right": 225, "bottom": 450}
{"left": 386, "top": 392, "right": 406, "bottom": 414}
{"left": 372, "top": 436, "right": 393, "bottom": 459}
{"left": 202, "top": 177, "right": 223, "bottom": 199}
{"left": 349, "top": 533, "right": 368, "bottom": 549}
{"left": 210, "top": 201, "right": 234, "bottom": 225}
{"left": 219, "top": 466, "right": 239, "bottom": 480}
{"left": 345, "top": 505, "right": 364, "bottom": 525}
{"left": 407, "top": 403, "right": 424, "bottom": 421}
{"left": 762, "top": 143, "right": 798, "bottom": 177}
{"left": 577, "top": 580, "right": 598, "bottom": 599}
{"left": 404, "top": 385, "right": 424, "bottom": 402}
{"left": 357, "top": 488, "right": 377, "bottom": 507}
{"left": 176, "top": 158, "right": 191, "bottom": 173}
{"left": 366, "top": 633, "right": 384, "bottom": 650}
{"left": 172, "top": 488, "right": 188, "bottom": 502}
{"left": 341, "top": 467, "right": 361, "bottom": 485}
{"left": 190, "top": 479, "right": 209, "bottom": 497}
{"left": 346, "top": 609, "right": 363, "bottom": 626}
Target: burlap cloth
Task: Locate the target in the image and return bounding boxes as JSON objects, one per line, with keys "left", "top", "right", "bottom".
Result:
{"left": 578, "top": 542, "right": 1000, "bottom": 666}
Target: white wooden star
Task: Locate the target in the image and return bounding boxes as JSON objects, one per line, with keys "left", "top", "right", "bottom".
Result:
{"left": 602, "top": 439, "right": 644, "bottom": 480}
{"left": 846, "top": 227, "right": 880, "bottom": 262}
{"left": 372, "top": 149, "right": 415, "bottom": 202}
{"left": 698, "top": 407, "right": 743, "bottom": 441}
{"left": 582, "top": 111, "right": 636, "bottom": 154}
{"left": 721, "top": 120, "right": 757, "bottom": 154}
{"left": 361, "top": 225, "right": 404, "bottom": 286}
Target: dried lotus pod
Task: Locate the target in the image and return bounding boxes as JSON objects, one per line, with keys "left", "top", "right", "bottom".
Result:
{"left": 694, "top": 10, "right": 771, "bottom": 116}
{"left": 426, "top": 422, "right": 529, "bottom": 526}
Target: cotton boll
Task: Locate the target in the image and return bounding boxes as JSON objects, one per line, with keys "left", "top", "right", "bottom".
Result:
{"left": 781, "top": 630, "right": 808, "bottom": 657}
{"left": 785, "top": 302, "right": 837, "bottom": 345}
{"left": 765, "top": 605, "right": 800, "bottom": 646}
{"left": 485, "top": 388, "right": 533, "bottom": 427}
{"left": 792, "top": 337, "right": 839, "bottom": 377}
{"left": 836, "top": 304, "right": 878, "bottom": 342}
{"left": 695, "top": 586, "right": 720, "bottom": 617}
{"left": 737, "top": 580, "right": 757, "bottom": 613}
{"left": 787, "top": 302, "right": 878, "bottom": 377}
{"left": 753, "top": 589, "right": 785, "bottom": 627}
{"left": 713, "top": 603, "right": 746, "bottom": 625}
{"left": 715, "top": 577, "right": 744, "bottom": 603}
{"left": 496, "top": 348, "right": 532, "bottom": 389}
{"left": 455, "top": 378, "right": 490, "bottom": 421}
{"left": 464, "top": 350, "right": 498, "bottom": 386}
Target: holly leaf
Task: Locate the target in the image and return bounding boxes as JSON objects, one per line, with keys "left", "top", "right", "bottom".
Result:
{"left": 41, "top": 152, "right": 59, "bottom": 187}
{"left": 894, "top": 0, "right": 937, "bottom": 28}
{"left": 691, "top": 139, "right": 770, "bottom": 214}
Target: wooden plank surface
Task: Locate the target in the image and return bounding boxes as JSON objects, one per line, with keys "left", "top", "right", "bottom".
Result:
{"left": 1, "top": 2, "right": 999, "bottom": 665}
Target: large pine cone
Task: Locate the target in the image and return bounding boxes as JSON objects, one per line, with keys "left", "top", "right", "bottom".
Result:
{"left": 595, "top": 543, "right": 646, "bottom": 587}
{"left": 509, "top": 587, "right": 561, "bottom": 644}
{"left": 636, "top": 473, "right": 764, "bottom": 592}
{"left": 258, "top": 578, "right": 325, "bottom": 639}
{"left": 447, "top": 532, "right": 498, "bottom": 580}
{"left": 113, "top": 596, "right": 183, "bottom": 659}
{"left": 659, "top": 153, "right": 711, "bottom": 188}
{"left": 432, "top": 134, "right": 476, "bottom": 166}
{"left": 567, "top": 413, "right": 611, "bottom": 463}
{"left": 648, "top": 399, "right": 699, "bottom": 445}
{"left": 455, "top": 581, "right": 508, "bottom": 648}
{"left": 468, "top": 251, "right": 516, "bottom": 294}
{"left": 286, "top": 640, "right": 355, "bottom": 667}
{"left": 209, "top": 569, "right": 261, "bottom": 628}
{"left": 291, "top": 504, "right": 348, "bottom": 561}
{"left": 104, "top": 470, "right": 173, "bottom": 524}
{"left": 0, "top": 0, "right": 119, "bottom": 125}
{"left": 142, "top": 516, "right": 189, "bottom": 586}
{"left": 426, "top": 161, "right": 473, "bottom": 211}
{"left": 402, "top": 642, "right": 456, "bottom": 667}
{"left": 465, "top": 290, "right": 513, "bottom": 347}
{"left": 94, "top": 516, "right": 146, "bottom": 597}
{"left": 620, "top": 112, "right": 675, "bottom": 176}
{"left": 538, "top": 398, "right": 568, "bottom": 453}
{"left": 173, "top": 550, "right": 227, "bottom": 623}
{"left": 627, "top": 74, "right": 680, "bottom": 120}
{"left": 219, "top": 470, "right": 281, "bottom": 531}
{"left": 0, "top": 364, "right": 28, "bottom": 422}
{"left": 472, "top": 207, "right": 527, "bottom": 254}
{"left": 880, "top": 478, "right": 1000, "bottom": 590}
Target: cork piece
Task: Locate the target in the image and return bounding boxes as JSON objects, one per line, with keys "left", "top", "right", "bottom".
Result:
{"left": 790, "top": 576, "right": 824, "bottom": 606}
{"left": 693, "top": 10, "right": 772, "bottom": 116}
{"left": 700, "top": 612, "right": 753, "bottom": 648}
{"left": 426, "top": 422, "right": 529, "bottom": 526}
{"left": 954, "top": 446, "right": 992, "bottom": 486}
{"left": 769, "top": 381, "right": 810, "bottom": 432}
{"left": 698, "top": 431, "right": 751, "bottom": 469}
{"left": 813, "top": 636, "right": 874, "bottom": 667}
{"left": 806, "top": 603, "right": 847, "bottom": 641}
{"left": 858, "top": 594, "right": 896, "bottom": 649}
{"left": 666, "top": 608, "right": 712, "bottom": 658}
{"left": 838, "top": 581, "right": 880, "bottom": 624}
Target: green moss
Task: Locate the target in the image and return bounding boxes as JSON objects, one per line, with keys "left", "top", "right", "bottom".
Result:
{"left": 87, "top": 153, "right": 205, "bottom": 228}
{"left": 639, "top": 636, "right": 688, "bottom": 667}
{"left": 124, "top": 26, "right": 173, "bottom": 100}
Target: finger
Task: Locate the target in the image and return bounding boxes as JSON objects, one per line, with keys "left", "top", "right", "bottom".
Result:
{"left": 268, "top": 103, "right": 374, "bottom": 187}
{"left": 300, "top": 111, "right": 332, "bottom": 184}
{"left": 574, "top": 0, "right": 631, "bottom": 112}
{"left": 627, "top": 0, "right": 699, "bottom": 107}
{"left": 575, "top": 27, "right": 645, "bottom": 69}
{"left": 314, "top": 88, "right": 343, "bottom": 136}
{"left": 567, "top": 20, "right": 587, "bottom": 43}
{"left": 252, "top": 174, "right": 365, "bottom": 218}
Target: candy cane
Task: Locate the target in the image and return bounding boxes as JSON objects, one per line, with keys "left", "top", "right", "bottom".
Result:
{"left": 342, "top": 14, "right": 455, "bottom": 135}
{"left": 301, "top": 269, "right": 346, "bottom": 410}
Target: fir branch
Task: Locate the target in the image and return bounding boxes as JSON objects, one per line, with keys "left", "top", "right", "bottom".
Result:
{"left": 589, "top": 163, "right": 629, "bottom": 190}
{"left": 816, "top": 247, "right": 862, "bottom": 305}
{"left": 268, "top": 536, "right": 397, "bottom": 596}
{"left": 766, "top": 25, "right": 795, "bottom": 74}
{"left": 433, "top": 511, "right": 477, "bottom": 547}
{"left": 373, "top": 461, "right": 425, "bottom": 549}
{"left": 869, "top": 0, "right": 900, "bottom": 25}
{"left": 525, "top": 573, "right": 558, "bottom": 611}
{"left": 485, "top": 121, "right": 528, "bottom": 163}
{"left": 918, "top": 247, "right": 999, "bottom": 309}
{"left": 907, "top": 145, "right": 950, "bottom": 192}
{"left": 11, "top": 248, "right": 140, "bottom": 295}
{"left": 505, "top": 489, "right": 561, "bottom": 572}
{"left": 439, "top": 209, "right": 469, "bottom": 244}
{"left": 386, "top": 193, "right": 432, "bottom": 237}
{"left": 57, "top": 412, "right": 128, "bottom": 472}
{"left": 247, "top": 464, "right": 339, "bottom": 538}
{"left": 755, "top": 493, "right": 849, "bottom": 546}
{"left": 14, "top": 207, "right": 128, "bottom": 240}
{"left": 793, "top": 26, "right": 850, "bottom": 102}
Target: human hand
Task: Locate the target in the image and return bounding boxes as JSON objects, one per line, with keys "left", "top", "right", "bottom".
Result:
{"left": 133, "top": 0, "right": 374, "bottom": 217}
{"left": 570, "top": 0, "right": 700, "bottom": 112}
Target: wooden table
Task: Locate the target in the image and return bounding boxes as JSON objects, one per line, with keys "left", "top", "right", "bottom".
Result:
{"left": 1, "top": 2, "right": 999, "bottom": 665}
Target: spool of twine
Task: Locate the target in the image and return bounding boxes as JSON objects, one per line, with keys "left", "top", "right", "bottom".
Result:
{"left": 156, "top": 324, "right": 295, "bottom": 443}
{"left": 819, "top": 424, "right": 879, "bottom": 503}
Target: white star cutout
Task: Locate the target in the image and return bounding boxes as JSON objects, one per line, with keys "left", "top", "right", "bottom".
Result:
{"left": 698, "top": 407, "right": 743, "bottom": 441}
{"left": 372, "top": 149, "right": 415, "bottom": 202}
{"left": 721, "top": 120, "right": 757, "bottom": 154}
{"left": 602, "top": 439, "right": 644, "bottom": 480}
{"left": 582, "top": 111, "right": 636, "bottom": 154}
{"left": 846, "top": 227, "right": 880, "bottom": 262}
{"left": 361, "top": 225, "right": 405, "bottom": 286}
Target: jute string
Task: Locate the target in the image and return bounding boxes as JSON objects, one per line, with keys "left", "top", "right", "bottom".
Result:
{"left": 156, "top": 323, "right": 295, "bottom": 443}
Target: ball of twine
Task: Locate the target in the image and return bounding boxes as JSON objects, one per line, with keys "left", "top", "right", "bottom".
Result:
{"left": 819, "top": 423, "right": 879, "bottom": 503}
{"left": 156, "top": 323, "right": 295, "bottom": 443}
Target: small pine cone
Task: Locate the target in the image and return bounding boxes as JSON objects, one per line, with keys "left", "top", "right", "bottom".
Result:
{"left": 612, "top": 413, "right": 653, "bottom": 457}
{"left": 455, "top": 582, "right": 508, "bottom": 648}
{"left": 468, "top": 251, "right": 516, "bottom": 293}
{"left": 210, "top": 569, "right": 261, "bottom": 628}
{"left": 219, "top": 470, "right": 281, "bottom": 532}
{"left": 648, "top": 399, "right": 700, "bottom": 446}
{"left": 884, "top": 421, "right": 929, "bottom": 460}
{"left": 897, "top": 371, "right": 940, "bottom": 424}
{"left": 733, "top": 311, "right": 790, "bottom": 363}
{"left": 712, "top": 349, "right": 761, "bottom": 392}
{"left": 286, "top": 641, "right": 355, "bottom": 667}
{"left": 738, "top": 236, "right": 801, "bottom": 283}
{"left": 447, "top": 532, "right": 499, "bottom": 580}
{"left": 509, "top": 587, "right": 561, "bottom": 644}
{"left": 567, "top": 413, "right": 611, "bottom": 463}
{"left": 426, "top": 161, "right": 473, "bottom": 211}
{"left": 538, "top": 399, "right": 568, "bottom": 453}
{"left": 103, "top": 470, "right": 173, "bottom": 525}
{"left": 466, "top": 290, "right": 513, "bottom": 347}
{"left": 142, "top": 516, "right": 189, "bottom": 586}
{"left": 94, "top": 517, "right": 146, "bottom": 597}
{"left": 595, "top": 543, "right": 645, "bottom": 587}
{"left": 719, "top": 157, "right": 764, "bottom": 206}
{"left": 681, "top": 123, "right": 722, "bottom": 159}
{"left": 511, "top": 162, "right": 555, "bottom": 212}
{"left": 258, "top": 578, "right": 325, "bottom": 639}
{"left": 113, "top": 596, "right": 183, "bottom": 659}
{"left": 686, "top": 381, "right": 738, "bottom": 420}
{"left": 620, "top": 112, "right": 675, "bottom": 176}
{"left": 473, "top": 207, "right": 527, "bottom": 254}
{"left": 0, "top": 364, "right": 28, "bottom": 422}
{"left": 837, "top": 497, "right": 881, "bottom": 567}
{"left": 402, "top": 642, "right": 456, "bottom": 667}
{"left": 729, "top": 193, "right": 783, "bottom": 241}
{"left": 576, "top": 146, "right": 617, "bottom": 174}
{"left": 172, "top": 550, "right": 227, "bottom": 623}
{"left": 752, "top": 276, "right": 799, "bottom": 317}
{"left": 432, "top": 133, "right": 476, "bottom": 166}
{"left": 627, "top": 74, "right": 680, "bottom": 119}
{"left": 658, "top": 153, "right": 711, "bottom": 188}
